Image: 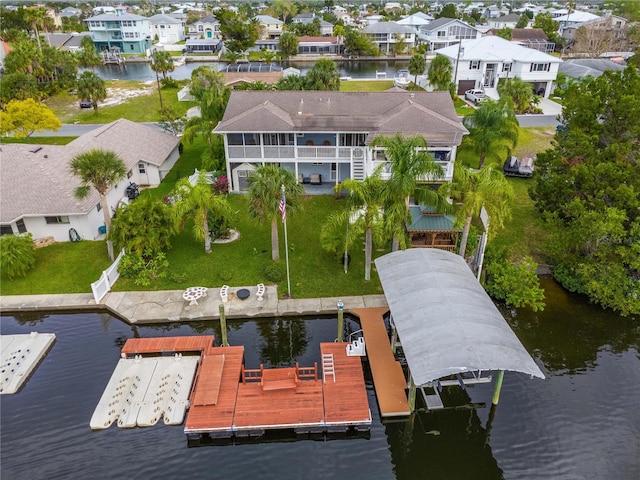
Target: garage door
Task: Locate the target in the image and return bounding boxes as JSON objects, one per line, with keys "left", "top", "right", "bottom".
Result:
{"left": 457, "top": 80, "right": 475, "bottom": 95}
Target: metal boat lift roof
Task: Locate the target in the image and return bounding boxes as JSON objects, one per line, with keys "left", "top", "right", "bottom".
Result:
{"left": 374, "top": 249, "right": 544, "bottom": 386}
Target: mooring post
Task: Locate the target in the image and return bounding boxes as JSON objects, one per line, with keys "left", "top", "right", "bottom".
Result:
{"left": 219, "top": 304, "right": 229, "bottom": 347}
{"left": 408, "top": 374, "right": 416, "bottom": 412}
{"left": 390, "top": 326, "right": 398, "bottom": 355}
{"left": 492, "top": 370, "right": 504, "bottom": 405}
{"left": 337, "top": 298, "right": 344, "bottom": 342}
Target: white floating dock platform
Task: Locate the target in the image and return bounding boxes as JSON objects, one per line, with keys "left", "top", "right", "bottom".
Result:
{"left": 90, "top": 354, "right": 199, "bottom": 430}
{"left": 0, "top": 332, "right": 56, "bottom": 395}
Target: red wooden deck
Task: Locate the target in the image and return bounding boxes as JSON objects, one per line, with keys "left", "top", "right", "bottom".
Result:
{"left": 121, "top": 336, "right": 215, "bottom": 356}
{"left": 184, "top": 346, "right": 244, "bottom": 435}
{"left": 321, "top": 342, "right": 372, "bottom": 427}
{"left": 351, "top": 307, "right": 411, "bottom": 417}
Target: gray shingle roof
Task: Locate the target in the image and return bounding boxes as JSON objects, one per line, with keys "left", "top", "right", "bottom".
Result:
{"left": 364, "top": 21, "right": 414, "bottom": 34}
{"left": 214, "top": 91, "right": 468, "bottom": 147}
{"left": 148, "top": 14, "right": 182, "bottom": 24}
{"left": 85, "top": 13, "right": 148, "bottom": 21}
{"left": 1, "top": 119, "right": 180, "bottom": 223}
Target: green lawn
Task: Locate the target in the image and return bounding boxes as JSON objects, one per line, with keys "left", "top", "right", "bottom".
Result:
{"left": 45, "top": 79, "right": 195, "bottom": 124}
{"left": 339, "top": 80, "right": 394, "bottom": 91}
{"left": 0, "top": 241, "right": 110, "bottom": 295}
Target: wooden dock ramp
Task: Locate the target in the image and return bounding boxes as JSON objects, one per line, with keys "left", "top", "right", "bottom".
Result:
{"left": 351, "top": 307, "right": 411, "bottom": 417}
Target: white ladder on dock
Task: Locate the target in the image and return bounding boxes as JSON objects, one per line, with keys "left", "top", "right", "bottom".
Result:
{"left": 322, "top": 353, "right": 335, "bottom": 383}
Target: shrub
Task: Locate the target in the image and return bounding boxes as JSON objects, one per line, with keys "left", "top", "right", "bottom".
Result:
{"left": 160, "top": 77, "right": 179, "bottom": 89}
{"left": 0, "top": 234, "right": 36, "bottom": 279}
{"left": 263, "top": 263, "right": 284, "bottom": 282}
{"left": 118, "top": 250, "right": 169, "bottom": 286}
{"left": 218, "top": 268, "right": 233, "bottom": 282}
{"left": 213, "top": 175, "right": 229, "bottom": 194}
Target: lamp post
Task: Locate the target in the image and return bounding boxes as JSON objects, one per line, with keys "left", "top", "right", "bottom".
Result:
{"left": 337, "top": 298, "right": 344, "bottom": 342}
{"left": 453, "top": 43, "right": 464, "bottom": 95}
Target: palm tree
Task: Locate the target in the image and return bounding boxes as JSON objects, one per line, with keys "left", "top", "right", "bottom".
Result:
{"left": 24, "top": 7, "right": 48, "bottom": 53}
{"left": 150, "top": 50, "right": 175, "bottom": 79}
{"left": 77, "top": 36, "right": 101, "bottom": 71}
{"left": 439, "top": 164, "right": 514, "bottom": 258}
{"left": 70, "top": 149, "right": 127, "bottom": 261}
{"left": 322, "top": 170, "right": 388, "bottom": 281}
{"left": 246, "top": 165, "right": 303, "bottom": 261}
{"left": 171, "top": 175, "right": 232, "bottom": 254}
{"left": 77, "top": 70, "right": 107, "bottom": 111}
{"left": 305, "top": 58, "right": 341, "bottom": 91}
{"left": 371, "top": 134, "right": 447, "bottom": 250}
{"left": 462, "top": 99, "right": 519, "bottom": 168}
{"left": 408, "top": 53, "right": 426, "bottom": 87}
{"left": 497, "top": 77, "right": 534, "bottom": 114}
{"left": 427, "top": 54, "right": 453, "bottom": 91}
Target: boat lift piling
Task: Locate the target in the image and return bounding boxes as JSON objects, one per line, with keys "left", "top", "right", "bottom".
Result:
{"left": 218, "top": 304, "right": 229, "bottom": 347}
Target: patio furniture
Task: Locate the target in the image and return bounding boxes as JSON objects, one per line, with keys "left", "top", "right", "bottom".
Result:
{"left": 237, "top": 288, "right": 250, "bottom": 300}
{"left": 256, "top": 283, "right": 265, "bottom": 301}
{"left": 310, "top": 173, "right": 322, "bottom": 185}
{"left": 183, "top": 286, "right": 208, "bottom": 306}
{"left": 220, "top": 285, "right": 230, "bottom": 303}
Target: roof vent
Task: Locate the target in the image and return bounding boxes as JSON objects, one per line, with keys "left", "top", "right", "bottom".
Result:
{"left": 410, "top": 93, "right": 415, "bottom": 98}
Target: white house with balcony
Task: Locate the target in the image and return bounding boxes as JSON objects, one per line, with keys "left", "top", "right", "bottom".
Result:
{"left": 418, "top": 18, "right": 481, "bottom": 51}
{"left": 213, "top": 91, "right": 468, "bottom": 193}
{"left": 0, "top": 120, "right": 181, "bottom": 242}
{"left": 85, "top": 13, "right": 152, "bottom": 54}
{"left": 438, "top": 36, "right": 562, "bottom": 97}
{"left": 363, "top": 22, "right": 416, "bottom": 54}
{"left": 149, "top": 14, "right": 185, "bottom": 44}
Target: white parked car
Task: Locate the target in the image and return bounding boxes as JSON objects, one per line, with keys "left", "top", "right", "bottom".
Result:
{"left": 464, "top": 89, "right": 486, "bottom": 105}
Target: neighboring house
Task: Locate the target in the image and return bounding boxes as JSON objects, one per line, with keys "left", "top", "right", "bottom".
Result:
{"left": 255, "top": 14, "right": 283, "bottom": 39}
{"left": 0, "top": 39, "right": 13, "bottom": 69}
{"left": 555, "top": 11, "right": 601, "bottom": 41}
{"left": 335, "top": 11, "right": 356, "bottom": 27}
{"left": 488, "top": 13, "right": 523, "bottom": 30}
{"left": 291, "top": 13, "right": 334, "bottom": 36}
{"left": 437, "top": 36, "right": 562, "bottom": 97}
{"left": 213, "top": 90, "right": 468, "bottom": 193}
{"left": 187, "top": 15, "right": 221, "bottom": 40}
{"left": 43, "top": 32, "right": 92, "bottom": 52}
{"left": 297, "top": 36, "right": 342, "bottom": 55}
{"left": 85, "top": 13, "right": 152, "bottom": 54}
{"left": 60, "top": 7, "right": 82, "bottom": 18}
{"left": 0, "top": 119, "right": 181, "bottom": 242}
{"left": 396, "top": 12, "right": 435, "bottom": 34}
{"left": 418, "top": 18, "right": 482, "bottom": 51}
{"left": 148, "top": 14, "right": 185, "bottom": 44}
{"left": 486, "top": 28, "right": 555, "bottom": 53}
{"left": 565, "top": 14, "right": 632, "bottom": 53}
{"left": 363, "top": 22, "right": 415, "bottom": 54}
{"left": 485, "top": 6, "right": 511, "bottom": 19}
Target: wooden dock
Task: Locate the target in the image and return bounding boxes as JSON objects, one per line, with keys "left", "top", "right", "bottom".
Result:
{"left": 184, "top": 342, "right": 371, "bottom": 438}
{"left": 351, "top": 308, "right": 411, "bottom": 417}
{"left": 121, "top": 336, "right": 214, "bottom": 356}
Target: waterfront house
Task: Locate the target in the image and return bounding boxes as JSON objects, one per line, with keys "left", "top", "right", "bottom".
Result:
{"left": 437, "top": 35, "right": 562, "bottom": 97}
{"left": 488, "top": 13, "right": 524, "bottom": 30}
{"left": 213, "top": 90, "right": 468, "bottom": 193}
{"left": 486, "top": 28, "right": 555, "bottom": 54}
{"left": 418, "top": 18, "right": 481, "bottom": 51}
{"left": 85, "top": 13, "right": 152, "bottom": 54}
{"left": 291, "top": 13, "right": 334, "bottom": 36}
{"left": 363, "top": 22, "right": 416, "bottom": 54}
{"left": 148, "top": 14, "right": 185, "bottom": 44}
{"left": 297, "top": 36, "right": 342, "bottom": 55}
{"left": 187, "top": 15, "right": 221, "bottom": 40}
{"left": 0, "top": 120, "right": 181, "bottom": 242}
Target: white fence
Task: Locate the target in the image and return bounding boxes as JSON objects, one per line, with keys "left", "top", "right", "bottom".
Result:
{"left": 91, "top": 249, "right": 125, "bottom": 303}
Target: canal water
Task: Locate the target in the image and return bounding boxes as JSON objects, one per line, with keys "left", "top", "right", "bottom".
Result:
{"left": 92, "top": 59, "right": 409, "bottom": 82}
{"left": 1, "top": 277, "right": 639, "bottom": 480}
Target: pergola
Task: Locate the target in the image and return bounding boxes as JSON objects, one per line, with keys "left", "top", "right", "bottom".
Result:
{"left": 406, "top": 205, "right": 460, "bottom": 252}
{"left": 374, "top": 248, "right": 544, "bottom": 409}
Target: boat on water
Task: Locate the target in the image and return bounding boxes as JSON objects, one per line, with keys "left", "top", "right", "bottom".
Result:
{"left": 393, "top": 69, "right": 411, "bottom": 89}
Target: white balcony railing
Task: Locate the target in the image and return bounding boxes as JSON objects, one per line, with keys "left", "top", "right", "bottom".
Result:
{"left": 228, "top": 145, "right": 354, "bottom": 160}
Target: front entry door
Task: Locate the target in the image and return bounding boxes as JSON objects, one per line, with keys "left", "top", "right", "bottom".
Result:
{"left": 484, "top": 64, "right": 496, "bottom": 87}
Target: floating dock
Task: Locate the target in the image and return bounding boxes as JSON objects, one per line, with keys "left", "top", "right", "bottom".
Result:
{"left": 185, "top": 341, "right": 371, "bottom": 439}
{"left": 90, "top": 336, "right": 213, "bottom": 430}
{"left": 352, "top": 308, "right": 411, "bottom": 417}
{"left": 0, "top": 332, "right": 56, "bottom": 395}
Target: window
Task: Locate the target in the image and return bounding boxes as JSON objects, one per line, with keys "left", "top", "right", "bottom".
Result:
{"left": 97, "top": 202, "right": 102, "bottom": 212}
{"left": 470, "top": 60, "right": 480, "bottom": 70}
{"left": 45, "top": 216, "right": 70, "bottom": 224}
{"left": 437, "top": 30, "right": 446, "bottom": 37}
{"left": 127, "top": 170, "right": 133, "bottom": 178}
{"left": 138, "top": 163, "right": 146, "bottom": 174}
{"left": 16, "top": 219, "right": 27, "bottom": 233}
{"left": 1, "top": 225, "right": 13, "bottom": 236}
{"left": 502, "top": 63, "right": 512, "bottom": 72}
{"left": 530, "top": 63, "right": 550, "bottom": 72}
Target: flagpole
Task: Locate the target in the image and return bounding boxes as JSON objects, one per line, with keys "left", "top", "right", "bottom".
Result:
{"left": 281, "top": 184, "right": 292, "bottom": 298}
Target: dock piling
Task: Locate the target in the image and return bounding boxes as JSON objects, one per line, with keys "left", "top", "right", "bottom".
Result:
{"left": 219, "top": 304, "right": 229, "bottom": 347}
{"left": 492, "top": 370, "right": 504, "bottom": 405}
